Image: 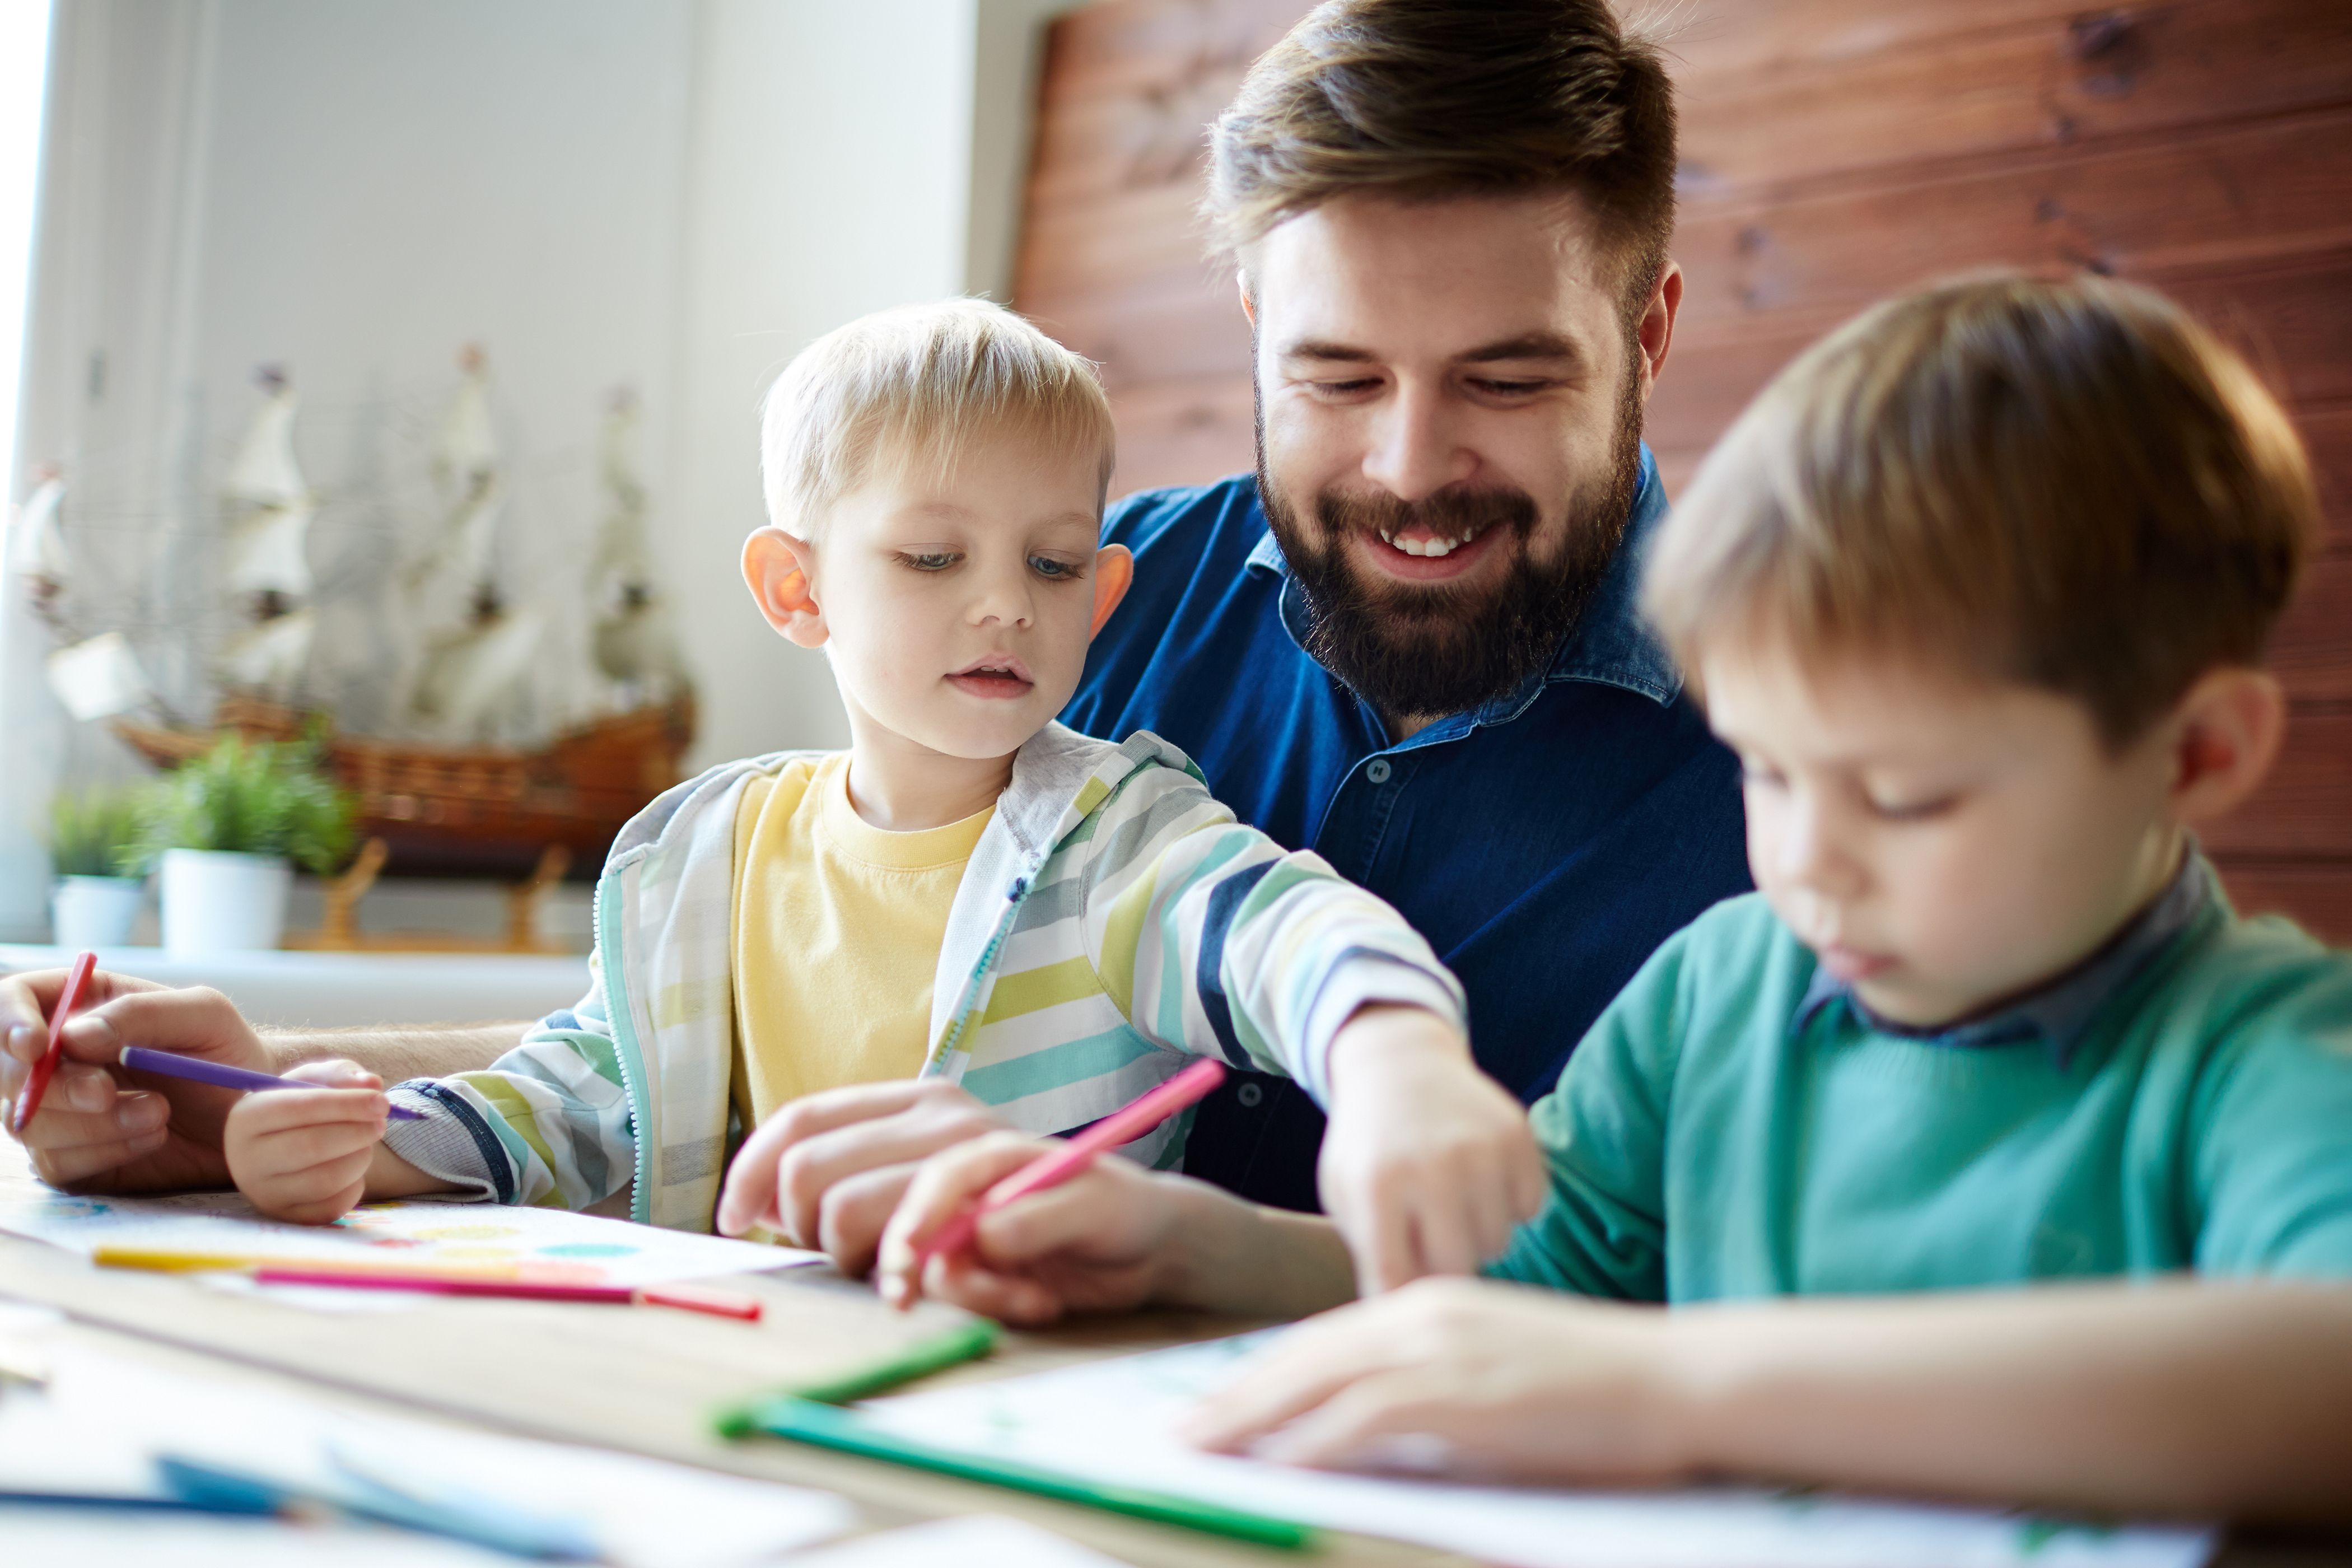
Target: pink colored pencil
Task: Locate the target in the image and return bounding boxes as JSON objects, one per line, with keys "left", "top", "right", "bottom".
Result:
{"left": 252, "top": 1267, "right": 763, "bottom": 1320}
{"left": 915, "top": 1057, "right": 1227, "bottom": 1268}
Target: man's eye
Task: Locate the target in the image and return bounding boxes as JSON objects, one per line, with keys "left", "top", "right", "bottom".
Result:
{"left": 1029, "top": 554, "right": 1082, "bottom": 580}
{"left": 1471, "top": 379, "right": 1549, "bottom": 396}
{"left": 1309, "top": 378, "right": 1380, "bottom": 396}
{"left": 897, "top": 552, "right": 959, "bottom": 572}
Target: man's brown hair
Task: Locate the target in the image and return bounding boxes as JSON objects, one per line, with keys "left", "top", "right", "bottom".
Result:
{"left": 1205, "top": 0, "right": 1678, "bottom": 309}
{"left": 1642, "top": 273, "right": 2318, "bottom": 746}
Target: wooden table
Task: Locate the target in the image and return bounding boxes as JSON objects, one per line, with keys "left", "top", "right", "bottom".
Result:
{"left": 0, "top": 1140, "right": 2341, "bottom": 1567}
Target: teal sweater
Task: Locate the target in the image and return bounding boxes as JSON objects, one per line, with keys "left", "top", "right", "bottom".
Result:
{"left": 1492, "top": 888, "right": 2352, "bottom": 1298}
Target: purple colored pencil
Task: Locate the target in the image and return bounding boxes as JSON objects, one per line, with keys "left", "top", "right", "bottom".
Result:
{"left": 119, "top": 1046, "right": 426, "bottom": 1119}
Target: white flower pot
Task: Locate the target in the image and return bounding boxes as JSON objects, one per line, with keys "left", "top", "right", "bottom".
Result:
{"left": 51, "top": 875, "right": 145, "bottom": 949}
{"left": 159, "top": 848, "right": 292, "bottom": 955}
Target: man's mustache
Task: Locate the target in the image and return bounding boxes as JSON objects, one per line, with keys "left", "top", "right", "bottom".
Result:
{"left": 1314, "top": 486, "right": 1541, "bottom": 546}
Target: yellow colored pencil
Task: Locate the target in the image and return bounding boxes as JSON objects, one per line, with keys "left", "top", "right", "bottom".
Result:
{"left": 92, "top": 1245, "right": 521, "bottom": 1281}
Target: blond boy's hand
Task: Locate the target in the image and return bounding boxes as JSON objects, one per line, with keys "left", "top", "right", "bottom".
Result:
{"left": 1318, "top": 1006, "right": 1548, "bottom": 1292}
{"left": 714, "top": 1079, "right": 1010, "bottom": 1271}
{"left": 222, "top": 1060, "right": 399, "bottom": 1225}
{"left": 873, "top": 1129, "right": 1188, "bottom": 1324}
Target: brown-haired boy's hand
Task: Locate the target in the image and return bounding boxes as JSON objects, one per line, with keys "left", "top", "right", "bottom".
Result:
{"left": 713, "top": 1078, "right": 1010, "bottom": 1271}
{"left": 1, "top": 969, "right": 270, "bottom": 1192}
{"left": 1319, "top": 1006, "right": 1550, "bottom": 1292}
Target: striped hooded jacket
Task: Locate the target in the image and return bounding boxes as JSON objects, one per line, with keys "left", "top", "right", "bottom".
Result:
{"left": 379, "top": 724, "right": 1467, "bottom": 1232}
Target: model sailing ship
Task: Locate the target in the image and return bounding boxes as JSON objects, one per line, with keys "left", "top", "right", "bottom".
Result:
{"left": 22, "top": 352, "right": 694, "bottom": 879}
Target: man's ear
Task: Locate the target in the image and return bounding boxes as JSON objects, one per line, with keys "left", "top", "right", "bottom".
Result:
{"left": 1090, "top": 543, "right": 1134, "bottom": 637}
{"left": 1635, "top": 260, "right": 1682, "bottom": 403}
{"left": 2165, "top": 667, "right": 2288, "bottom": 827}
{"left": 742, "top": 526, "right": 827, "bottom": 648}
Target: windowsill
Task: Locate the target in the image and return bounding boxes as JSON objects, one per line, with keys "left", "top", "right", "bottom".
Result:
{"left": 0, "top": 944, "right": 589, "bottom": 1030}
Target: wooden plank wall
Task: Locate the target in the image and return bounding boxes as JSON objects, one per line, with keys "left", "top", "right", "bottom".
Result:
{"left": 1010, "top": 0, "right": 2352, "bottom": 939}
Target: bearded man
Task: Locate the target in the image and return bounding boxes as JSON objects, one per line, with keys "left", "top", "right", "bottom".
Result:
{"left": 1045, "top": 0, "right": 1751, "bottom": 1219}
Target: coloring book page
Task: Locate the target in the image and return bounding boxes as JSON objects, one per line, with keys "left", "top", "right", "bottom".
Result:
{"left": 866, "top": 1332, "right": 2215, "bottom": 1568}
{"left": 0, "top": 1183, "right": 820, "bottom": 1288}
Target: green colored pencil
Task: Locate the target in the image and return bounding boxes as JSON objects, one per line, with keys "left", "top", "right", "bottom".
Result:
{"left": 713, "top": 1319, "right": 1001, "bottom": 1436}
{"left": 739, "top": 1396, "right": 1318, "bottom": 1551}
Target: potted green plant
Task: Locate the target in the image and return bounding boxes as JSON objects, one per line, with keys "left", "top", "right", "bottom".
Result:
{"left": 48, "top": 786, "right": 150, "bottom": 948}
{"left": 136, "top": 736, "right": 354, "bottom": 954}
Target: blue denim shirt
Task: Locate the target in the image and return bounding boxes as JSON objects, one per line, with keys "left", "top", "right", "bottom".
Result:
{"left": 1065, "top": 451, "right": 1753, "bottom": 1211}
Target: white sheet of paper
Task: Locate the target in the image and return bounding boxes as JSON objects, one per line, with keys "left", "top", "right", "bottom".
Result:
{"left": 773, "top": 1516, "right": 1138, "bottom": 1568}
{"left": 866, "top": 1333, "right": 2215, "bottom": 1568}
{"left": 0, "top": 1186, "right": 822, "bottom": 1288}
{"left": 0, "top": 1338, "right": 855, "bottom": 1568}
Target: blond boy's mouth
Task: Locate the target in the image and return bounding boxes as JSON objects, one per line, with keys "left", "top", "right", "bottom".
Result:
{"left": 946, "top": 654, "right": 1035, "bottom": 700}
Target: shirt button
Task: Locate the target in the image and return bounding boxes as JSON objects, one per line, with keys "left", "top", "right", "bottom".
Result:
{"left": 1365, "top": 759, "right": 1393, "bottom": 785}
{"left": 1237, "top": 1082, "right": 1264, "bottom": 1108}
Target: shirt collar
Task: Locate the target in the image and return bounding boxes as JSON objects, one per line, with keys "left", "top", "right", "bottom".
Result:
{"left": 1790, "top": 848, "right": 2215, "bottom": 1068}
{"left": 1245, "top": 446, "right": 1683, "bottom": 729}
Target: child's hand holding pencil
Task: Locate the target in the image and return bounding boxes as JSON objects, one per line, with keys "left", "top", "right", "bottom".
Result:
{"left": 222, "top": 1060, "right": 442, "bottom": 1224}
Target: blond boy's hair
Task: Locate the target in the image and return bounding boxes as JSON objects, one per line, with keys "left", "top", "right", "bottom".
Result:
{"left": 1642, "top": 273, "right": 2318, "bottom": 745}
{"left": 1205, "top": 0, "right": 1678, "bottom": 312}
{"left": 759, "top": 298, "right": 1115, "bottom": 538}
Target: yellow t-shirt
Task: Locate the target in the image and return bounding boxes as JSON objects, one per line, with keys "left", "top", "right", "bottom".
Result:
{"left": 729, "top": 754, "right": 993, "bottom": 1132}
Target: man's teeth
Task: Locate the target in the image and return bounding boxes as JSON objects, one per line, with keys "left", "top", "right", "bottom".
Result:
{"left": 1376, "top": 526, "right": 1481, "bottom": 558}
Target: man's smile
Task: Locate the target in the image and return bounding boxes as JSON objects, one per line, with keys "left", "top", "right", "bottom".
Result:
{"left": 1346, "top": 517, "right": 1513, "bottom": 584}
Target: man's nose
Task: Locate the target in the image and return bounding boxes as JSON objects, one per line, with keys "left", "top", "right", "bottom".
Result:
{"left": 1359, "top": 382, "right": 1472, "bottom": 503}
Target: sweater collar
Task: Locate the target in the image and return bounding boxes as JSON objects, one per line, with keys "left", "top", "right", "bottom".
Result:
{"left": 1791, "top": 849, "right": 2215, "bottom": 1068}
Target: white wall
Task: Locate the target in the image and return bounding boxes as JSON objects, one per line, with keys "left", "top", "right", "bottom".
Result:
{"left": 4, "top": 0, "right": 1077, "bottom": 936}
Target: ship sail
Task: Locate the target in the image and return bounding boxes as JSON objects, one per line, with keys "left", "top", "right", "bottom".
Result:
{"left": 406, "top": 345, "right": 502, "bottom": 609}
{"left": 402, "top": 347, "right": 544, "bottom": 741}
{"left": 215, "top": 368, "right": 318, "bottom": 702}
{"left": 220, "top": 371, "right": 316, "bottom": 600}
{"left": 6, "top": 469, "right": 70, "bottom": 590}
{"left": 587, "top": 388, "right": 684, "bottom": 698}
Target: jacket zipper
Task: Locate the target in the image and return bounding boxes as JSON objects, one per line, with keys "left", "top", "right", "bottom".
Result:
{"left": 925, "top": 875, "right": 1029, "bottom": 1079}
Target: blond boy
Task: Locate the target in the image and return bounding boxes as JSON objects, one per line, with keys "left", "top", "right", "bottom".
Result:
{"left": 873, "top": 276, "right": 2352, "bottom": 1522}
{"left": 222, "top": 300, "right": 1540, "bottom": 1279}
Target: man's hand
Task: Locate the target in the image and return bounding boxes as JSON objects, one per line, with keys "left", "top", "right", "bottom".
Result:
{"left": 1182, "top": 1277, "right": 1686, "bottom": 1483}
{"left": 1317, "top": 1005, "right": 1548, "bottom": 1292}
{"left": 872, "top": 1129, "right": 1193, "bottom": 1324}
{"left": 1, "top": 972, "right": 273, "bottom": 1193}
{"left": 714, "top": 1078, "right": 1009, "bottom": 1272}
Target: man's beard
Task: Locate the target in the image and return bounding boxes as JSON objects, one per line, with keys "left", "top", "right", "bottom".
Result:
{"left": 1257, "top": 374, "right": 1645, "bottom": 725}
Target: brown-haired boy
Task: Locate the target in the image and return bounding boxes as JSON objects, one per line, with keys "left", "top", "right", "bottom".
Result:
{"left": 872, "top": 274, "right": 2352, "bottom": 1522}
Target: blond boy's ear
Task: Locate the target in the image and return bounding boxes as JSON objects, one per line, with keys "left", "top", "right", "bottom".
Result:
{"left": 2164, "top": 667, "right": 2288, "bottom": 827}
{"left": 743, "top": 526, "right": 827, "bottom": 649}
{"left": 1090, "top": 543, "right": 1135, "bottom": 637}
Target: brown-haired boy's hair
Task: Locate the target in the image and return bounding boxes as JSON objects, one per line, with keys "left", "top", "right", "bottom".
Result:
{"left": 1642, "top": 273, "right": 2317, "bottom": 746}
{"left": 1205, "top": 0, "right": 1677, "bottom": 313}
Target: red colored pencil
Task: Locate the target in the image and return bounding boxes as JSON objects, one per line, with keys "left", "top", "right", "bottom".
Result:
{"left": 251, "top": 1267, "right": 763, "bottom": 1321}
{"left": 10, "top": 951, "right": 96, "bottom": 1135}
{"left": 914, "top": 1057, "right": 1227, "bottom": 1268}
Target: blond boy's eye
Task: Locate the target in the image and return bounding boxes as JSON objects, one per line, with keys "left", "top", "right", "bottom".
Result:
{"left": 897, "top": 551, "right": 959, "bottom": 572}
{"left": 1029, "top": 554, "right": 1082, "bottom": 580}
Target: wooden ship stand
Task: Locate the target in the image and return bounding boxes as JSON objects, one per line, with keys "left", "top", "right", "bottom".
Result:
{"left": 114, "top": 694, "right": 695, "bottom": 951}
